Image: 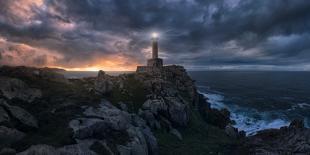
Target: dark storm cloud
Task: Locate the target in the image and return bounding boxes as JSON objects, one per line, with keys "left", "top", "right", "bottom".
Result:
{"left": 0, "top": 0, "right": 310, "bottom": 70}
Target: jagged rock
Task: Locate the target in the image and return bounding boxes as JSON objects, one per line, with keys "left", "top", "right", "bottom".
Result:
{"left": 243, "top": 119, "right": 310, "bottom": 154}
{"left": 0, "top": 107, "right": 9, "bottom": 124}
{"left": 0, "top": 77, "right": 41, "bottom": 102}
{"left": 69, "top": 100, "right": 158, "bottom": 155}
{"left": 0, "top": 148, "right": 16, "bottom": 155}
{"left": 170, "top": 128, "right": 183, "bottom": 140}
{"left": 201, "top": 107, "right": 231, "bottom": 129}
{"left": 289, "top": 119, "right": 304, "bottom": 129}
{"left": 0, "top": 101, "right": 38, "bottom": 128}
{"left": 165, "top": 97, "right": 190, "bottom": 127}
{"left": 94, "top": 70, "right": 114, "bottom": 94}
{"left": 142, "top": 99, "right": 167, "bottom": 115}
{"left": 0, "top": 126, "right": 25, "bottom": 147}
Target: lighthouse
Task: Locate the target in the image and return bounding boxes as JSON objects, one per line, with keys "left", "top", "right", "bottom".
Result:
{"left": 152, "top": 33, "right": 159, "bottom": 59}
{"left": 147, "top": 33, "right": 163, "bottom": 67}
{"left": 136, "top": 32, "right": 164, "bottom": 72}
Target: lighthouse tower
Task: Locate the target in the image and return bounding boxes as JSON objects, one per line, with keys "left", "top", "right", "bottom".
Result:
{"left": 136, "top": 33, "right": 164, "bottom": 72}
{"left": 147, "top": 33, "right": 163, "bottom": 67}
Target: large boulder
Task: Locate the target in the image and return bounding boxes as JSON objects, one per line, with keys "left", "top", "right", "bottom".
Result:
{"left": 0, "top": 100, "right": 38, "bottom": 128}
{"left": 69, "top": 100, "right": 158, "bottom": 155}
{"left": 165, "top": 97, "right": 190, "bottom": 127}
{"left": 94, "top": 70, "right": 114, "bottom": 94}
{"left": 0, "top": 126, "right": 25, "bottom": 148}
{"left": 0, "top": 77, "right": 41, "bottom": 102}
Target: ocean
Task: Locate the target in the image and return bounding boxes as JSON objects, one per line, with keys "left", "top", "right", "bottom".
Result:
{"left": 63, "top": 71, "right": 310, "bottom": 135}
{"left": 189, "top": 71, "right": 310, "bottom": 135}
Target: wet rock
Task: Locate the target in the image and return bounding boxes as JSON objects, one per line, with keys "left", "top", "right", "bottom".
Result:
{"left": 0, "top": 77, "right": 41, "bottom": 102}
{"left": 0, "top": 126, "right": 25, "bottom": 147}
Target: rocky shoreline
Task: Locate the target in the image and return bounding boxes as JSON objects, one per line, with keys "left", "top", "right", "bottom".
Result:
{"left": 0, "top": 66, "right": 309, "bottom": 155}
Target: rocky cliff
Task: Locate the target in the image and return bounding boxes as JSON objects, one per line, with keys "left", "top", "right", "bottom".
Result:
{"left": 0, "top": 66, "right": 309, "bottom": 155}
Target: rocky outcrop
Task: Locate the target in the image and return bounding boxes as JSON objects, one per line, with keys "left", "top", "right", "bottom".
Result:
{"left": 94, "top": 70, "right": 114, "bottom": 94}
{"left": 0, "top": 126, "right": 25, "bottom": 148}
{"left": 69, "top": 100, "right": 158, "bottom": 155}
{"left": 242, "top": 119, "right": 310, "bottom": 154}
{"left": 0, "top": 77, "right": 41, "bottom": 102}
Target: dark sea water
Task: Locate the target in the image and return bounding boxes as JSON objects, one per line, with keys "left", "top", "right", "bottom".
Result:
{"left": 189, "top": 71, "right": 310, "bottom": 135}
{"left": 64, "top": 71, "right": 310, "bottom": 135}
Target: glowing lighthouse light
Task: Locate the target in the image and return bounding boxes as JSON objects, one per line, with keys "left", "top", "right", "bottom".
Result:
{"left": 152, "top": 32, "right": 158, "bottom": 38}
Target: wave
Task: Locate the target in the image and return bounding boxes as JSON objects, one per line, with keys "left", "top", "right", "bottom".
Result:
{"left": 200, "top": 91, "right": 290, "bottom": 135}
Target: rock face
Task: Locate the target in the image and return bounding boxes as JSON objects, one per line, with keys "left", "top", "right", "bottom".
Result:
{"left": 94, "top": 70, "right": 114, "bottom": 94}
{"left": 242, "top": 119, "right": 310, "bottom": 154}
{"left": 0, "top": 77, "right": 41, "bottom": 102}
{"left": 69, "top": 100, "right": 158, "bottom": 155}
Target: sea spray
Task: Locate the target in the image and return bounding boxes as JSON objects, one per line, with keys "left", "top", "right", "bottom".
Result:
{"left": 200, "top": 91, "right": 290, "bottom": 135}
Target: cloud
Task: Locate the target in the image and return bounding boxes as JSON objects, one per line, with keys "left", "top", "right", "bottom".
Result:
{"left": 0, "top": 0, "right": 310, "bottom": 70}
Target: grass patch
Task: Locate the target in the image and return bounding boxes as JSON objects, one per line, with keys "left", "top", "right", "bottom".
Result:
{"left": 155, "top": 109, "right": 238, "bottom": 155}
{"left": 106, "top": 74, "right": 149, "bottom": 113}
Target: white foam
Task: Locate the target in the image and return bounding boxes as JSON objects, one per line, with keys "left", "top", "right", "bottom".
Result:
{"left": 200, "top": 91, "right": 290, "bottom": 135}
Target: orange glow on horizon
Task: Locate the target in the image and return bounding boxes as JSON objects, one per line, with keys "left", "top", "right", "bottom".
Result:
{"left": 48, "top": 55, "right": 142, "bottom": 71}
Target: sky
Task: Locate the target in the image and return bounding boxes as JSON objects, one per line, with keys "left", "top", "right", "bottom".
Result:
{"left": 0, "top": 0, "right": 310, "bottom": 71}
